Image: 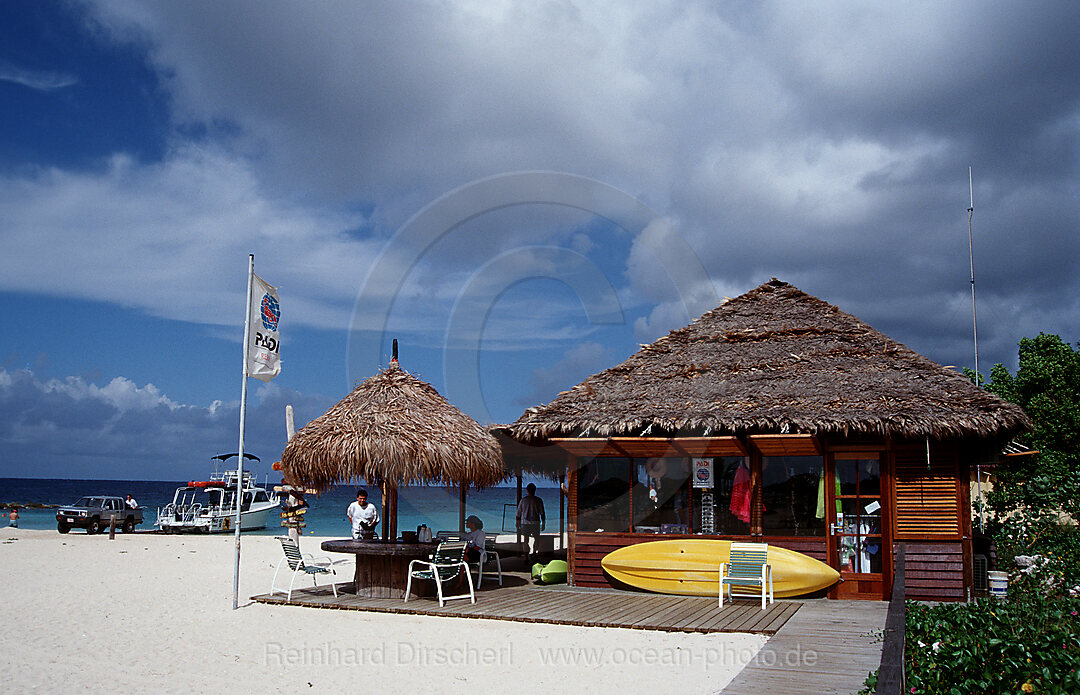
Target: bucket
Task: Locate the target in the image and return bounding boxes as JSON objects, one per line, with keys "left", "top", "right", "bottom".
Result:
{"left": 987, "top": 571, "right": 1008, "bottom": 599}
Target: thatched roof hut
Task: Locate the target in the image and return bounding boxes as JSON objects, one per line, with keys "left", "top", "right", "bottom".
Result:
{"left": 281, "top": 362, "right": 504, "bottom": 492}
{"left": 511, "top": 279, "right": 1030, "bottom": 442}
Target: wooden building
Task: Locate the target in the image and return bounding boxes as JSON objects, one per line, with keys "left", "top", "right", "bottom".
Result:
{"left": 503, "top": 280, "right": 1030, "bottom": 601}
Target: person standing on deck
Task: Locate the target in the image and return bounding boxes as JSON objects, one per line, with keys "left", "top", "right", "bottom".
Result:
{"left": 516, "top": 483, "right": 545, "bottom": 564}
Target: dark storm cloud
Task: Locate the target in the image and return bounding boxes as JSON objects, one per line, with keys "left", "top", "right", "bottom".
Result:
{"left": 2, "top": 0, "right": 1076, "bottom": 448}
{"left": 0, "top": 369, "right": 335, "bottom": 480}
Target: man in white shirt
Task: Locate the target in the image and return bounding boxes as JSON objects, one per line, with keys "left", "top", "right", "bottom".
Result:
{"left": 346, "top": 489, "right": 380, "bottom": 539}
{"left": 125, "top": 495, "right": 138, "bottom": 510}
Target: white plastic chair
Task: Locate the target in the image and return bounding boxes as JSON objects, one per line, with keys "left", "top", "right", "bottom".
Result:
{"left": 437, "top": 530, "right": 501, "bottom": 586}
{"left": 405, "top": 541, "right": 475, "bottom": 607}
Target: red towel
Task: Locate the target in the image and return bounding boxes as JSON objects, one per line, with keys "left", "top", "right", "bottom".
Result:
{"left": 729, "top": 465, "right": 752, "bottom": 523}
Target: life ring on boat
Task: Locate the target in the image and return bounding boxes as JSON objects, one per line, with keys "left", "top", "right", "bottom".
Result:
{"left": 222, "top": 517, "right": 231, "bottom": 531}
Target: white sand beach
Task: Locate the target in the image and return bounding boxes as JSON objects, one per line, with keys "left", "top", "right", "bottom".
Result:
{"left": 0, "top": 529, "right": 766, "bottom": 694}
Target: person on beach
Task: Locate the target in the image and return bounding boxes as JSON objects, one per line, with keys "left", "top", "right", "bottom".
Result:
{"left": 8, "top": 507, "right": 18, "bottom": 528}
{"left": 463, "top": 515, "right": 486, "bottom": 562}
{"left": 125, "top": 495, "right": 138, "bottom": 510}
{"left": 346, "top": 489, "right": 379, "bottom": 539}
{"left": 516, "top": 483, "right": 545, "bottom": 563}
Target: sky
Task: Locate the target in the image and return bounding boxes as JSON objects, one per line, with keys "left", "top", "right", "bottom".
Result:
{"left": 1, "top": 1, "right": 1078, "bottom": 481}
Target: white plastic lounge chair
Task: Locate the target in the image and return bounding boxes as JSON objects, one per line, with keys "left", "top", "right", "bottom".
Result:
{"left": 270, "top": 536, "right": 338, "bottom": 602}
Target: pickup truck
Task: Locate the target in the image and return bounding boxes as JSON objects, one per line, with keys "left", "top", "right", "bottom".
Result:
{"left": 56, "top": 496, "right": 143, "bottom": 534}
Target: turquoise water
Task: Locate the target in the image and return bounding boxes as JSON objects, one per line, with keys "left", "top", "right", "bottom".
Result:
{"left": 2, "top": 478, "right": 559, "bottom": 538}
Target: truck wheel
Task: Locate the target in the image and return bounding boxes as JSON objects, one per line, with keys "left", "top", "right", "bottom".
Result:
{"left": 87, "top": 518, "right": 101, "bottom": 535}
{"left": 58, "top": 523, "right": 70, "bottom": 534}
{"left": 122, "top": 518, "right": 135, "bottom": 533}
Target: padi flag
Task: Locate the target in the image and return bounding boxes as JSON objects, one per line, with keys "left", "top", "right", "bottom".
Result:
{"left": 247, "top": 274, "right": 281, "bottom": 382}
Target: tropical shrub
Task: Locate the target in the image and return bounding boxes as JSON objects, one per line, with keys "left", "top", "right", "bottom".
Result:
{"left": 904, "top": 580, "right": 1080, "bottom": 694}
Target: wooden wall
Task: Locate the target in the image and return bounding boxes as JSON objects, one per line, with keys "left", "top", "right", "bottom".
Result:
{"left": 898, "top": 541, "right": 967, "bottom": 601}
{"left": 561, "top": 437, "right": 977, "bottom": 601}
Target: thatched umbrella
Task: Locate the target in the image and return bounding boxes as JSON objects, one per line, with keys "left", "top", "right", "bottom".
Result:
{"left": 281, "top": 355, "right": 504, "bottom": 540}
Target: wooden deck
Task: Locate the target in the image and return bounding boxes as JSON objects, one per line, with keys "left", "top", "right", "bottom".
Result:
{"left": 253, "top": 575, "right": 887, "bottom": 692}
{"left": 720, "top": 599, "right": 888, "bottom": 695}
{"left": 252, "top": 579, "right": 800, "bottom": 635}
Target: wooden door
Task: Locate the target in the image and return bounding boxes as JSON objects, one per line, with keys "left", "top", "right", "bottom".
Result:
{"left": 827, "top": 454, "right": 888, "bottom": 599}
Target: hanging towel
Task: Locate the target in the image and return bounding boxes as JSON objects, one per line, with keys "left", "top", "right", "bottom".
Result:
{"left": 815, "top": 468, "right": 842, "bottom": 519}
{"left": 729, "top": 464, "right": 752, "bottom": 523}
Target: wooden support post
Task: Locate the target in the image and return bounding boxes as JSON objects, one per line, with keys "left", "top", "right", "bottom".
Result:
{"left": 559, "top": 473, "right": 565, "bottom": 553}
{"left": 109, "top": 517, "right": 116, "bottom": 540}
{"left": 381, "top": 480, "right": 390, "bottom": 541}
{"left": 459, "top": 484, "right": 466, "bottom": 533}
{"left": 876, "top": 542, "right": 907, "bottom": 695}
{"left": 516, "top": 474, "right": 523, "bottom": 544}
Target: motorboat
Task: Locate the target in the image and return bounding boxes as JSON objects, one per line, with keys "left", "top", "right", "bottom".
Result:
{"left": 156, "top": 453, "right": 279, "bottom": 533}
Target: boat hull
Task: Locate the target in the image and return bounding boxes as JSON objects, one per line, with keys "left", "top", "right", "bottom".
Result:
{"left": 157, "top": 502, "right": 276, "bottom": 533}
{"left": 600, "top": 539, "right": 840, "bottom": 598}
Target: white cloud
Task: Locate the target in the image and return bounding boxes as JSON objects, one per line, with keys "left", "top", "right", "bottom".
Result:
{"left": 0, "top": 62, "right": 77, "bottom": 91}
{"left": 0, "top": 147, "right": 375, "bottom": 330}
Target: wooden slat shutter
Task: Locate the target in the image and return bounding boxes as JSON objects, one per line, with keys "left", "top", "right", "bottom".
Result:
{"left": 893, "top": 447, "right": 960, "bottom": 538}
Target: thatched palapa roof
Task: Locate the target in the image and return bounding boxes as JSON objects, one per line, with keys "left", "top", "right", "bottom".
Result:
{"left": 511, "top": 279, "right": 1031, "bottom": 442}
{"left": 282, "top": 362, "right": 504, "bottom": 492}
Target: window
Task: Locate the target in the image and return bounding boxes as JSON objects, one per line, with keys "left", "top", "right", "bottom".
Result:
{"left": 692, "top": 457, "right": 751, "bottom": 535}
{"left": 576, "top": 457, "right": 631, "bottom": 532}
{"left": 762, "top": 456, "right": 826, "bottom": 536}
{"left": 633, "top": 458, "right": 690, "bottom": 532}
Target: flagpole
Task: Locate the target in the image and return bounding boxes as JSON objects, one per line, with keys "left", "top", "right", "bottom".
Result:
{"left": 234, "top": 253, "right": 254, "bottom": 610}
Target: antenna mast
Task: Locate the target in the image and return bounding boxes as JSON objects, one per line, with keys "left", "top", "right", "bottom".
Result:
{"left": 968, "top": 167, "right": 985, "bottom": 532}
{"left": 967, "top": 166, "right": 979, "bottom": 382}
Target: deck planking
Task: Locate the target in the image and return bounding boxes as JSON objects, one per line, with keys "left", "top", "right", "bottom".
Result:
{"left": 252, "top": 581, "right": 799, "bottom": 635}
{"left": 719, "top": 599, "right": 888, "bottom": 695}
{"left": 253, "top": 577, "right": 888, "bottom": 692}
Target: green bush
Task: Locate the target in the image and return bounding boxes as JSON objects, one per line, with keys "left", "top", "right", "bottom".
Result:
{"left": 904, "top": 579, "right": 1080, "bottom": 694}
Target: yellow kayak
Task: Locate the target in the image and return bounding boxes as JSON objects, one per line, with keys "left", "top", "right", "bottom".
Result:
{"left": 601, "top": 539, "right": 840, "bottom": 598}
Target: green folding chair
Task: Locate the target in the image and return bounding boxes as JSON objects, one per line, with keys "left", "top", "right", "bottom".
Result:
{"left": 719, "top": 541, "right": 773, "bottom": 609}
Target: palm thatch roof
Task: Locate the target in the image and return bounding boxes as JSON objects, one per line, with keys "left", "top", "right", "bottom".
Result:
{"left": 511, "top": 279, "right": 1031, "bottom": 442}
{"left": 281, "top": 363, "right": 504, "bottom": 492}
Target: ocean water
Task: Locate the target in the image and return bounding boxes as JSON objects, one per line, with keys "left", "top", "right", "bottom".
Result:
{"left": 1, "top": 478, "right": 559, "bottom": 538}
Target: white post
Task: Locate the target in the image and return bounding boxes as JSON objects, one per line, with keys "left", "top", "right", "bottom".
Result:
{"left": 233, "top": 253, "right": 254, "bottom": 610}
{"left": 285, "top": 404, "right": 300, "bottom": 546}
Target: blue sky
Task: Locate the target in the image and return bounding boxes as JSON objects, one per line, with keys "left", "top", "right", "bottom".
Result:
{"left": 2, "top": 1, "right": 1079, "bottom": 481}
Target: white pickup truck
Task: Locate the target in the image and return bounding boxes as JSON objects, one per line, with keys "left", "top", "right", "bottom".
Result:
{"left": 56, "top": 496, "right": 143, "bottom": 534}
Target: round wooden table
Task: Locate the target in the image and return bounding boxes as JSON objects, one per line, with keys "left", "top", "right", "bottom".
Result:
{"left": 321, "top": 539, "right": 438, "bottom": 598}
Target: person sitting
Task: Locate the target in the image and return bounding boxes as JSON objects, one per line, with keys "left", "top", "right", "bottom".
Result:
{"left": 346, "top": 489, "right": 380, "bottom": 539}
{"left": 125, "top": 494, "right": 138, "bottom": 510}
{"left": 463, "top": 515, "right": 486, "bottom": 562}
